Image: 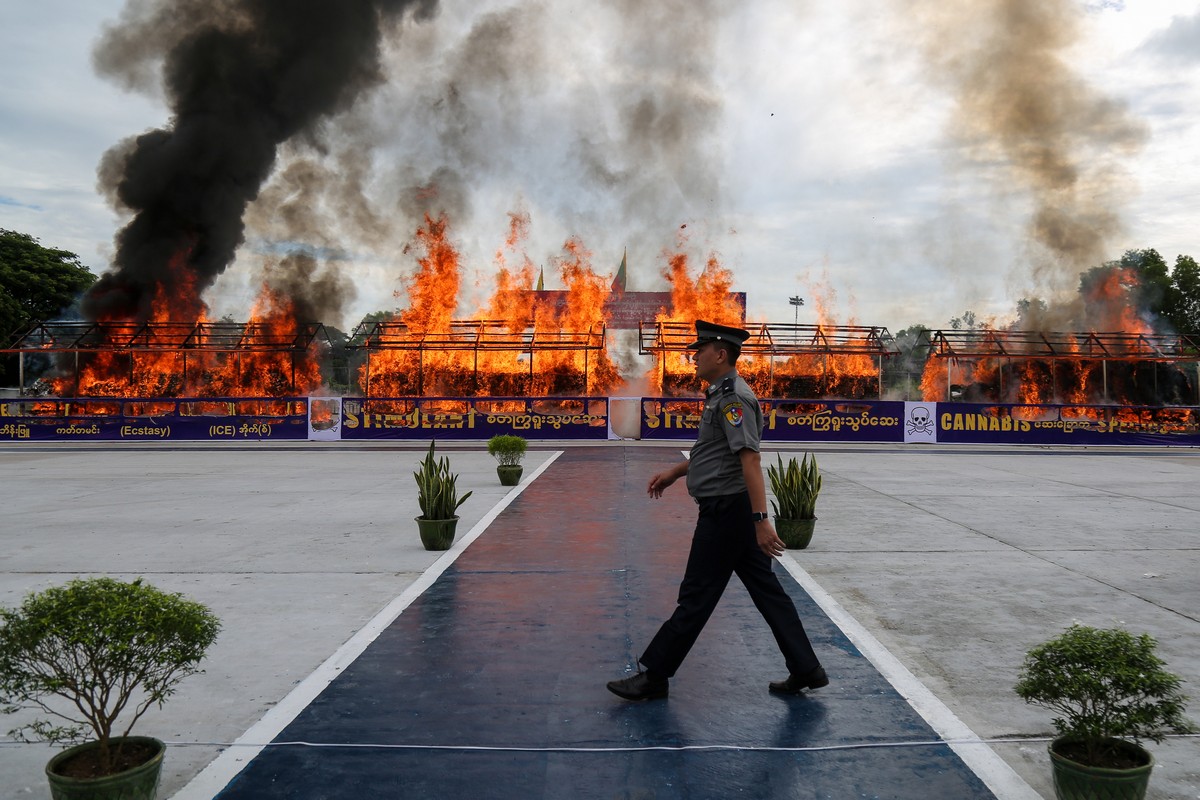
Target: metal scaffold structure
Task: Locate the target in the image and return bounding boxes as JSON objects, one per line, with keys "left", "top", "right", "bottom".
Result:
{"left": 346, "top": 319, "right": 608, "bottom": 396}
{"left": 920, "top": 328, "right": 1200, "bottom": 404}
{"left": 638, "top": 320, "right": 896, "bottom": 398}
{"left": 1, "top": 320, "right": 331, "bottom": 396}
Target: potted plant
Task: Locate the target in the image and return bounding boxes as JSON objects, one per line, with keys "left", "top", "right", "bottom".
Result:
{"left": 1014, "top": 624, "right": 1193, "bottom": 800}
{"left": 0, "top": 577, "right": 220, "bottom": 800}
{"left": 767, "top": 451, "right": 821, "bottom": 549}
{"left": 487, "top": 434, "right": 527, "bottom": 486}
{"left": 414, "top": 440, "right": 473, "bottom": 550}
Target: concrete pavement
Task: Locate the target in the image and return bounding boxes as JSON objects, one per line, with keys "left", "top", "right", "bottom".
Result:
{"left": 1, "top": 441, "right": 1197, "bottom": 798}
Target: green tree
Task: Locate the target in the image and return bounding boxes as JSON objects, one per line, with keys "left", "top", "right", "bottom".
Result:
{"left": 0, "top": 230, "right": 96, "bottom": 339}
{"left": 1, "top": 230, "right": 97, "bottom": 386}
{"left": 1167, "top": 254, "right": 1200, "bottom": 337}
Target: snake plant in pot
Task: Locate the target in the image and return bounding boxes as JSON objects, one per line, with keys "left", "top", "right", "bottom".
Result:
{"left": 767, "top": 452, "right": 822, "bottom": 549}
{"left": 1014, "top": 624, "right": 1193, "bottom": 800}
{"left": 0, "top": 577, "right": 220, "bottom": 800}
{"left": 414, "top": 440, "right": 472, "bottom": 550}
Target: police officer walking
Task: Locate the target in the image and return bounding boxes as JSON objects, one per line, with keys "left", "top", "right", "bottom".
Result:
{"left": 606, "top": 319, "right": 827, "bottom": 701}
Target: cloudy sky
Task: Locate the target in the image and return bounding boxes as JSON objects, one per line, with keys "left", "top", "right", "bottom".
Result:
{"left": 1, "top": 0, "right": 1198, "bottom": 334}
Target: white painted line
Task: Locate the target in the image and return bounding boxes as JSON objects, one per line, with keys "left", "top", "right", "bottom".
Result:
{"left": 777, "top": 554, "right": 1042, "bottom": 800}
{"left": 170, "top": 452, "right": 564, "bottom": 800}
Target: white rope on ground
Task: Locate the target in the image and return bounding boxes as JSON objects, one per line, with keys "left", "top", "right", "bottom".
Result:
{"left": 0, "top": 736, "right": 1049, "bottom": 753}
{"left": 5, "top": 733, "right": 1199, "bottom": 752}
{"left": 168, "top": 737, "right": 1048, "bottom": 753}
{"left": 66, "top": 731, "right": 1191, "bottom": 753}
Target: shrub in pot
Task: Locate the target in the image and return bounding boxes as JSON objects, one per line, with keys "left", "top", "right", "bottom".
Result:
{"left": 414, "top": 440, "right": 473, "bottom": 550}
{"left": 767, "top": 452, "right": 821, "bottom": 549}
{"left": 1014, "top": 624, "right": 1193, "bottom": 800}
{"left": 0, "top": 577, "right": 220, "bottom": 800}
{"left": 487, "top": 434, "right": 527, "bottom": 485}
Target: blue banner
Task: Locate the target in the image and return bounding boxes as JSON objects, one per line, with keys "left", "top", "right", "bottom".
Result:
{"left": 934, "top": 403, "right": 1200, "bottom": 445}
{"left": 4, "top": 396, "right": 1199, "bottom": 445}
{"left": 640, "top": 399, "right": 907, "bottom": 442}
{"left": 639, "top": 398, "right": 1200, "bottom": 446}
{"left": 0, "top": 399, "right": 309, "bottom": 442}
{"left": 338, "top": 397, "right": 609, "bottom": 440}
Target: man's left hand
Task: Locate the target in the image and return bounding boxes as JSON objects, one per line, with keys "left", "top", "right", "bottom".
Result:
{"left": 756, "top": 519, "right": 785, "bottom": 558}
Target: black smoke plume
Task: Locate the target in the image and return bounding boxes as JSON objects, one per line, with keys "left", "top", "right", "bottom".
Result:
{"left": 85, "top": 0, "right": 438, "bottom": 323}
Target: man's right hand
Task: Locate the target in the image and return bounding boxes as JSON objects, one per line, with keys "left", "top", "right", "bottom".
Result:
{"left": 647, "top": 462, "right": 687, "bottom": 498}
{"left": 647, "top": 471, "right": 675, "bottom": 498}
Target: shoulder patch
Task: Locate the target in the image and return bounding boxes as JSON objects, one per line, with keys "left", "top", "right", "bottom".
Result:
{"left": 723, "top": 401, "right": 744, "bottom": 428}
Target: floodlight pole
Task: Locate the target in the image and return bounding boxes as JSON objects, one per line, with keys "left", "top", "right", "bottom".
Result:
{"left": 789, "top": 296, "right": 804, "bottom": 326}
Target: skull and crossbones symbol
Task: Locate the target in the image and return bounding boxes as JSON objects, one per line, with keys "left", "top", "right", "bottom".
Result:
{"left": 906, "top": 406, "right": 934, "bottom": 435}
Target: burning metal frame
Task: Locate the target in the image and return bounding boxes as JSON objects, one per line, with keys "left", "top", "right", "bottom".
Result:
{"left": 921, "top": 328, "right": 1200, "bottom": 404}
{"left": 347, "top": 319, "right": 608, "bottom": 396}
{"left": 638, "top": 321, "right": 897, "bottom": 399}
{"left": 1, "top": 320, "right": 332, "bottom": 397}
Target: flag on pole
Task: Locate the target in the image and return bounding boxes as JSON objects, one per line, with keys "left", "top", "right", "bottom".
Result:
{"left": 611, "top": 247, "right": 627, "bottom": 294}
{"left": 536, "top": 266, "right": 544, "bottom": 292}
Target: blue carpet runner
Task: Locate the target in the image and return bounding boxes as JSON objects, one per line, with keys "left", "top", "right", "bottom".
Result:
{"left": 216, "top": 447, "right": 996, "bottom": 799}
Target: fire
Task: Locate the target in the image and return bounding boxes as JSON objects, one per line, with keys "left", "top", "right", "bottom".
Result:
{"left": 400, "top": 214, "right": 461, "bottom": 335}
{"left": 920, "top": 267, "right": 1194, "bottom": 409}
{"left": 648, "top": 252, "right": 746, "bottom": 395}
{"left": 537, "top": 237, "right": 621, "bottom": 392}
{"left": 919, "top": 357, "right": 951, "bottom": 401}
{"left": 206, "top": 286, "right": 323, "bottom": 398}
{"left": 771, "top": 281, "right": 879, "bottom": 398}
{"left": 649, "top": 264, "right": 880, "bottom": 399}
{"left": 359, "top": 213, "right": 621, "bottom": 398}
{"left": 309, "top": 398, "right": 338, "bottom": 430}
{"left": 54, "top": 247, "right": 325, "bottom": 400}
{"left": 45, "top": 208, "right": 897, "bottom": 406}
{"left": 1086, "top": 267, "right": 1152, "bottom": 335}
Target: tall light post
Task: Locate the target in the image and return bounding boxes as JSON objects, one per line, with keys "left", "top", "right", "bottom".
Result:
{"left": 789, "top": 296, "right": 804, "bottom": 326}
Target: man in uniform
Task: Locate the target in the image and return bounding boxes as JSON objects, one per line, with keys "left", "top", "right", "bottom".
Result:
{"left": 606, "top": 319, "right": 827, "bottom": 701}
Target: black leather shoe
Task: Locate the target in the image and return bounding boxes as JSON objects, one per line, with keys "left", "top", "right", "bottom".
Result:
{"left": 768, "top": 666, "right": 829, "bottom": 695}
{"left": 607, "top": 671, "right": 669, "bottom": 701}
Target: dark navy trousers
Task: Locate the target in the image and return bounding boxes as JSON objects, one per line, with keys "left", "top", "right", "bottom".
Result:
{"left": 639, "top": 491, "right": 822, "bottom": 679}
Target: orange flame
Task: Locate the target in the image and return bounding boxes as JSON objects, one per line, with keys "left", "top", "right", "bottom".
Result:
{"left": 56, "top": 247, "right": 324, "bottom": 399}
{"left": 920, "top": 267, "right": 1177, "bottom": 407}
{"left": 649, "top": 259, "right": 878, "bottom": 398}
{"left": 360, "top": 213, "right": 621, "bottom": 398}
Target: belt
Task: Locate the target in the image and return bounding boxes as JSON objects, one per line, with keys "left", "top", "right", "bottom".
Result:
{"left": 690, "top": 491, "right": 746, "bottom": 504}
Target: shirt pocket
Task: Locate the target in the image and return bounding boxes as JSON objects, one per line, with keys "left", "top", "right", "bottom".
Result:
{"left": 697, "top": 405, "right": 716, "bottom": 442}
